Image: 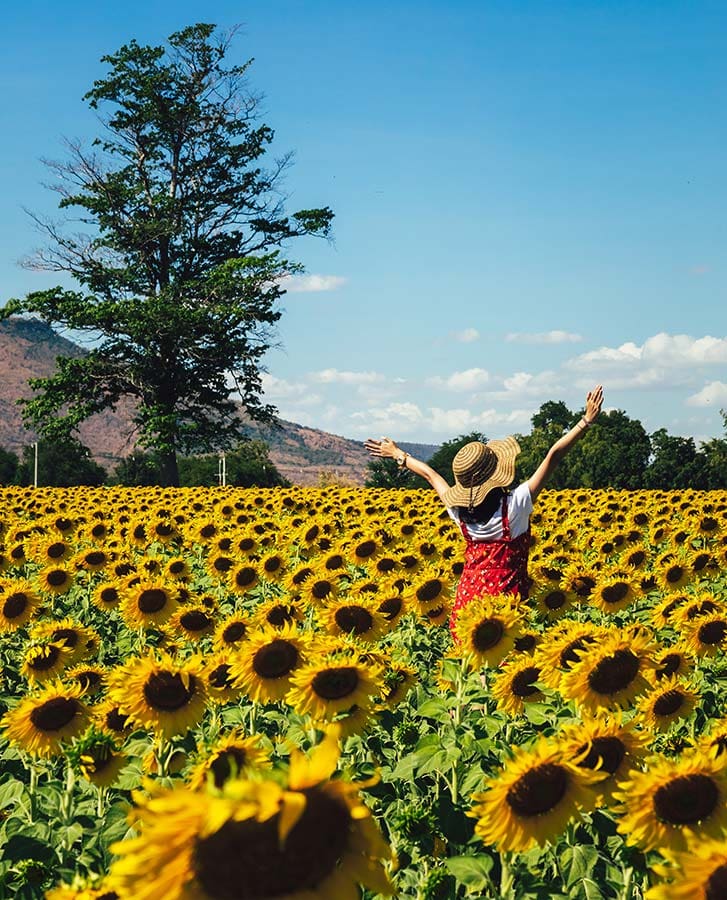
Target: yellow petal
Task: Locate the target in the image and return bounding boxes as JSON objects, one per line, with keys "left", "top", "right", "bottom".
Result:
{"left": 277, "top": 790, "right": 307, "bottom": 843}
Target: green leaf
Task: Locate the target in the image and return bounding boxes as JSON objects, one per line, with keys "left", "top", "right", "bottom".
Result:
{"left": 2, "top": 833, "right": 55, "bottom": 863}
{"left": 444, "top": 855, "right": 494, "bottom": 892}
{"left": 416, "top": 698, "right": 449, "bottom": 720}
{"left": 0, "top": 781, "right": 25, "bottom": 810}
{"left": 560, "top": 845, "right": 599, "bottom": 887}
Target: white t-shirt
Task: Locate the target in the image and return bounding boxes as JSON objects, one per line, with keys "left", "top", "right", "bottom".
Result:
{"left": 446, "top": 482, "right": 533, "bottom": 541}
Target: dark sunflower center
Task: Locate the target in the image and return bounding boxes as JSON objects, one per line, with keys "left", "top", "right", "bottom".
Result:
{"left": 656, "top": 653, "right": 682, "bottom": 679}
{"left": 48, "top": 542, "right": 67, "bottom": 559}
{"left": 97, "top": 892, "right": 119, "bottom": 900}
{"left": 514, "top": 634, "right": 537, "bottom": 652}
{"left": 143, "top": 671, "right": 196, "bottom": 711}
{"left": 105, "top": 708, "right": 129, "bottom": 732}
{"left": 200, "top": 525, "right": 217, "bottom": 538}
{"left": 264, "top": 557, "right": 282, "bottom": 573}
{"left": 324, "top": 555, "right": 344, "bottom": 571}
{"left": 291, "top": 567, "right": 313, "bottom": 585}
{"left": 544, "top": 591, "right": 566, "bottom": 610}
{"left": 378, "top": 596, "right": 403, "bottom": 620}
{"left": 575, "top": 737, "right": 626, "bottom": 775}
{"left": 400, "top": 554, "right": 418, "bottom": 569}
{"left": 209, "top": 664, "right": 234, "bottom": 690}
{"left": 572, "top": 576, "right": 596, "bottom": 598}
{"left": 653, "top": 690, "right": 685, "bottom": 717}
{"left": 334, "top": 606, "right": 373, "bottom": 635}
{"left": 180, "top": 611, "right": 212, "bottom": 631}
{"left": 3, "top": 594, "right": 28, "bottom": 619}
{"left": 706, "top": 864, "right": 727, "bottom": 900}
{"left": 193, "top": 786, "right": 351, "bottom": 899}
{"left": 473, "top": 619, "right": 504, "bottom": 651}
{"left": 169, "top": 561, "right": 187, "bottom": 574}
{"left": 29, "top": 645, "right": 62, "bottom": 670}
{"left": 511, "top": 667, "right": 541, "bottom": 697}
{"left": 601, "top": 583, "right": 629, "bottom": 604}
{"left": 376, "top": 557, "right": 397, "bottom": 573}
{"left": 587, "top": 649, "right": 640, "bottom": 695}
{"left": 52, "top": 628, "right": 79, "bottom": 649}
{"left": 417, "top": 580, "right": 442, "bottom": 603}
{"left": 628, "top": 550, "right": 646, "bottom": 567}
{"left": 687, "top": 601, "right": 718, "bottom": 620}
{"left": 76, "top": 670, "right": 102, "bottom": 691}
{"left": 506, "top": 763, "right": 568, "bottom": 817}
{"left": 699, "top": 621, "right": 727, "bottom": 645}
{"left": 47, "top": 569, "right": 70, "bottom": 587}
{"left": 30, "top": 696, "right": 79, "bottom": 731}
{"left": 223, "top": 622, "right": 246, "bottom": 643}
{"left": 312, "top": 666, "right": 360, "bottom": 701}
{"left": 252, "top": 640, "right": 299, "bottom": 679}
{"left": 266, "top": 606, "right": 295, "bottom": 627}
{"left": 653, "top": 774, "right": 720, "bottom": 825}
{"left": 138, "top": 589, "right": 168, "bottom": 614}
{"left": 311, "top": 580, "right": 333, "bottom": 600}
{"left": 209, "top": 747, "right": 248, "bottom": 788}
{"left": 100, "top": 587, "right": 120, "bottom": 605}
{"left": 213, "top": 557, "right": 234, "bottom": 573}
{"left": 666, "top": 565, "right": 684, "bottom": 583}
{"left": 234, "top": 568, "right": 257, "bottom": 588}
{"left": 85, "top": 551, "right": 106, "bottom": 567}
{"left": 355, "top": 540, "right": 377, "bottom": 558}
{"left": 693, "top": 553, "right": 711, "bottom": 572}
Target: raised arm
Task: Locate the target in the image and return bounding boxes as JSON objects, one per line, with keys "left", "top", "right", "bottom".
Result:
{"left": 527, "top": 385, "right": 604, "bottom": 502}
{"left": 364, "top": 437, "right": 452, "bottom": 504}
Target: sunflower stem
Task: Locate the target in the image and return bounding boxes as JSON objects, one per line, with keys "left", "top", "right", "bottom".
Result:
{"left": 96, "top": 785, "right": 107, "bottom": 818}
{"left": 27, "top": 759, "right": 38, "bottom": 823}
{"left": 499, "top": 852, "right": 514, "bottom": 898}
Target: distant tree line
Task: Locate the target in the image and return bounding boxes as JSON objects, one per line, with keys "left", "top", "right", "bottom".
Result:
{"left": 0, "top": 439, "right": 288, "bottom": 488}
{"left": 365, "top": 403, "right": 727, "bottom": 490}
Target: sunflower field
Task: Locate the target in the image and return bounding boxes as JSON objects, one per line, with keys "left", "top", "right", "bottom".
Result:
{"left": 0, "top": 485, "right": 726, "bottom": 899}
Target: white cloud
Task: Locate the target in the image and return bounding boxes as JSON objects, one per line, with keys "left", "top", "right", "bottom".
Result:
{"left": 506, "top": 330, "right": 582, "bottom": 344}
{"left": 567, "top": 333, "right": 727, "bottom": 370}
{"left": 280, "top": 274, "right": 347, "bottom": 293}
{"left": 427, "top": 368, "right": 490, "bottom": 391}
{"left": 310, "top": 369, "right": 385, "bottom": 385}
{"left": 453, "top": 328, "right": 480, "bottom": 343}
{"left": 349, "top": 402, "right": 531, "bottom": 436}
{"left": 686, "top": 381, "right": 727, "bottom": 407}
{"left": 261, "top": 373, "right": 308, "bottom": 399}
{"left": 500, "top": 370, "right": 564, "bottom": 396}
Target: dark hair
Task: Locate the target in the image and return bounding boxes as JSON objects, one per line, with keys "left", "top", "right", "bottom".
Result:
{"left": 457, "top": 487, "right": 506, "bottom": 524}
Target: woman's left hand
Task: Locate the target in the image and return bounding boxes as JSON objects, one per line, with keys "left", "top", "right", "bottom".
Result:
{"left": 364, "top": 437, "right": 399, "bottom": 458}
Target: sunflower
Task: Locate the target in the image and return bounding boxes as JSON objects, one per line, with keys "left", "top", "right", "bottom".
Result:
{"left": 531, "top": 585, "right": 574, "bottom": 621}
{"left": 21, "top": 642, "right": 70, "bottom": 683}
{"left": 620, "top": 543, "right": 650, "bottom": 571}
{"left": 2, "top": 681, "right": 89, "bottom": 757}
{"left": 94, "top": 698, "right": 135, "bottom": 739}
{"left": 45, "top": 875, "right": 119, "bottom": 900}
{"left": 69, "top": 729, "right": 128, "bottom": 789}
{"left": 253, "top": 598, "right": 305, "bottom": 631}
{"left": 560, "top": 563, "right": 600, "bottom": 601}
{"left": 0, "top": 578, "right": 42, "bottom": 631}
{"left": 672, "top": 595, "right": 724, "bottom": 628}
{"left": 559, "top": 712, "right": 646, "bottom": 806}
{"left": 120, "top": 581, "right": 178, "bottom": 629}
{"left": 651, "top": 644, "right": 694, "bottom": 682}
{"left": 286, "top": 653, "right": 383, "bottom": 721}
{"left": 229, "top": 626, "right": 309, "bottom": 703}
{"left": 213, "top": 614, "right": 251, "bottom": 651}
{"left": 452, "top": 595, "right": 524, "bottom": 667}
{"left": 207, "top": 553, "right": 236, "bottom": 581}
{"left": 75, "top": 547, "right": 111, "bottom": 574}
{"left": 34, "top": 536, "right": 74, "bottom": 565}
{"left": 202, "top": 653, "right": 244, "bottom": 705}
{"left": 491, "top": 658, "right": 545, "bottom": 716}
{"left": 91, "top": 581, "right": 123, "bottom": 611}
{"left": 375, "top": 587, "right": 407, "bottom": 628}
{"left": 559, "top": 632, "right": 654, "bottom": 712}
{"left": 657, "top": 554, "right": 693, "bottom": 592}
{"left": 67, "top": 663, "right": 108, "bottom": 697}
{"left": 652, "top": 593, "right": 689, "bottom": 629}
{"left": 187, "top": 731, "right": 271, "bottom": 790}
{"left": 299, "top": 572, "right": 340, "bottom": 605}
{"left": 407, "top": 568, "right": 452, "bottom": 611}
{"left": 636, "top": 677, "right": 699, "bottom": 733}
{"left": 377, "top": 663, "right": 417, "bottom": 709}
{"left": 686, "top": 613, "right": 727, "bottom": 657}
{"left": 614, "top": 750, "right": 727, "bottom": 852}
{"left": 227, "top": 562, "right": 260, "bottom": 595}
{"left": 108, "top": 734, "right": 394, "bottom": 900}
{"left": 167, "top": 606, "right": 217, "bottom": 642}
{"left": 590, "top": 572, "right": 637, "bottom": 615}
{"left": 31, "top": 619, "right": 99, "bottom": 666}
{"left": 108, "top": 653, "right": 208, "bottom": 739}
{"left": 165, "top": 556, "right": 192, "bottom": 581}
{"left": 318, "top": 597, "right": 387, "bottom": 642}
{"left": 259, "top": 550, "right": 288, "bottom": 582}
{"left": 37, "top": 565, "right": 75, "bottom": 596}
{"left": 646, "top": 838, "right": 727, "bottom": 900}
{"left": 420, "top": 602, "right": 451, "bottom": 627}
{"left": 469, "top": 737, "right": 602, "bottom": 852}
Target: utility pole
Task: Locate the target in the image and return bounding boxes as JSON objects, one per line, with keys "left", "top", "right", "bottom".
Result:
{"left": 33, "top": 442, "right": 39, "bottom": 488}
{"left": 217, "top": 452, "right": 227, "bottom": 487}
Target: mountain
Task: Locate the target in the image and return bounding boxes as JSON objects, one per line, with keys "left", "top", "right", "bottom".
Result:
{"left": 0, "top": 317, "right": 439, "bottom": 485}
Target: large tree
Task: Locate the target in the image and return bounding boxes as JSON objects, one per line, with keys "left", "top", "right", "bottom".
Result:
{"left": 2, "top": 24, "right": 333, "bottom": 485}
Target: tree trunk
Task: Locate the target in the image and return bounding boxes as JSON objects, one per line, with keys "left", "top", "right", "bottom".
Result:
{"left": 159, "top": 450, "right": 180, "bottom": 487}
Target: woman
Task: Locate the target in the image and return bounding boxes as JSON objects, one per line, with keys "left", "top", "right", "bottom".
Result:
{"left": 364, "top": 385, "right": 604, "bottom": 635}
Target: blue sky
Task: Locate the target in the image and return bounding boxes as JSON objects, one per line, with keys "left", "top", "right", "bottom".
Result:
{"left": 2, "top": 1, "right": 726, "bottom": 444}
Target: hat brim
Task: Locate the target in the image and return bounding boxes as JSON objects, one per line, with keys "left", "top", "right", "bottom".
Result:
{"left": 442, "top": 436, "right": 521, "bottom": 509}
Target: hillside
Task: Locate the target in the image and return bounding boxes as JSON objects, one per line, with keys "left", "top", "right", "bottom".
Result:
{"left": 0, "top": 317, "right": 439, "bottom": 485}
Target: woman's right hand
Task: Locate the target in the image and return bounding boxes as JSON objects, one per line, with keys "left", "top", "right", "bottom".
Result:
{"left": 364, "top": 437, "right": 399, "bottom": 459}
{"left": 585, "top": 385, "right": 604, "bottom": 424}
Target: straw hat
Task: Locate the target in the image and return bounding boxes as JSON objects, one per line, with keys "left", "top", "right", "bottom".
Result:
{"left": 442, "top": 437, "right": 521, "bottom": 510}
